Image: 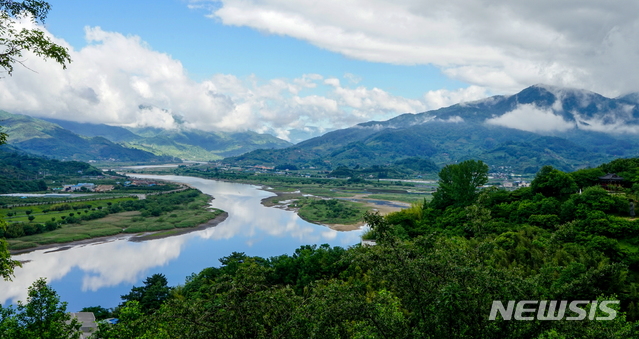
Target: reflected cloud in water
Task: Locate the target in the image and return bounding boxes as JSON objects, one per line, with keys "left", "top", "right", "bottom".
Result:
{"left": 0, "top": 175, "right": 362, "bottom": 309}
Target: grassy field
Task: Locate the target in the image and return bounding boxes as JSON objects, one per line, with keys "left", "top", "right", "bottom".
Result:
{"left": 6, "top": 191, "right": 224, "bottom": 250}
{"left": 365, "top": 193, "right": 431, "bottom": 203}
{"left": 2, "top": 197, "right": 137, "bottom": 224}
{"left": 295, "top": 198, "right": 370, "bottom": 225}
{"left": 112, "top": 169, "right": 433, "bottom": 225}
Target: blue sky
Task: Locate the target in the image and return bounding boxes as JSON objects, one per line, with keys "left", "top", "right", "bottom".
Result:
{"left": 45, "top": 0, "right": 463, "bottom": 97}
{"left": 1, "top": 0, "right": 637, "bottom": 142}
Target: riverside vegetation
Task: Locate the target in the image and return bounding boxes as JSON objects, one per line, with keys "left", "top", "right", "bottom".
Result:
{"left": 2, "top": 189, "right": 224, "bottom": 250}
{"left": 172, "top": 166, "right": 434, "bottom": 226}
{"left": 6, "top": 157, "right": 639, "bottom": 338}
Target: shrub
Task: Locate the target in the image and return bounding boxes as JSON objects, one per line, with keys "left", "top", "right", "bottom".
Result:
{"left": 45, "top": 220, "right": 58, "bottom": 231}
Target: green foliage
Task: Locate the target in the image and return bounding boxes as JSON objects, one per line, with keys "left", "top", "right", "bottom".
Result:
{"left": 432, "top": 159, "right": 489, "bottom": 208}
{"left": 296, "top": 198, "right": 367, "bottom": 224}
{"left": 531, "top": 165, "right": 578, "bottom": 198}
{"left": 393, "top": 156, "right": 439, "bottom": 173}
{"left": 0, "top": 232, "right": 20, "bottom": 280}
{"left": 599, "top": 158, "right": 639, "bottom": 180}
{"left": 120, "top": 274, "right": 172, "bottom": 315}
{"left": 0, "top": 278, "right": 81, "bottom": 338}
{"left": 0, "top": 0, "right": 71, "bottom": 76}
{"left": 4, "top": 190, "right": 223, "bottom": 249}
{"left": 46, "top": 158, "right": 639, "bottom": 337}
{"left": 80, "top": 306, "right": 112, "bottom": 321}
{"left": 570, "top": 167, "right": 606, "bottom": 189}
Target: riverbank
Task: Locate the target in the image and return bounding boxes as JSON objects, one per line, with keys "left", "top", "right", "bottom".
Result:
{"left": 6, "top": 189, "right": 225, "bottom": 252}
{"left": 126, "top": 170, "right": 416, "bottom": 229}
{"left": 10, "top": 211, "right": 228, "bottom": 255}
{"left": 260, "top": 189, "right": 410, "bottom": 231}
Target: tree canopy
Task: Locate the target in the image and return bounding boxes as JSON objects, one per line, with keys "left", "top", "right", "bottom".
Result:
{"left": 432, "top": 159, "right": 488, "bottom": 208}
{"left": 0, "top": 278, "right": 81, "bottom": 338}
{"left": 531, "top": 165, "right": 578, "bottom": 198}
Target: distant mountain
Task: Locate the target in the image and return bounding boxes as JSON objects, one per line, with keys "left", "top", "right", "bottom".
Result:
{"left": 0, "top": 111, "right": 171, "bottom": 163}
{"left": 225, "top": 85, "right": 639, "bottom": 173}
{"left": 42, "top": 119, "right": 292, "bottom": 161}
{"left": 44, "top": 118, "right": 140, "bottom": 142}
{"left": 124, "top": 126, "right": 292, "bottom": 161}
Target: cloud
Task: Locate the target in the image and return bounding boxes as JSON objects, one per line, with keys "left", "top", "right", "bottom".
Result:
{"left": 198, "top": 0, "right": 639, "bottom": 96}
{"left": 423, "top": 86, "right": 489, "bottom": 110}
{"left": 485, "top": 104, "right": 576, "bottom": 133}
{"left": 0, "top": 24, "right": 428, "bottom": 140}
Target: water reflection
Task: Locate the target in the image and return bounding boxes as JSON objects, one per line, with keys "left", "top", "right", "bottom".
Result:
{"left": 0, "top": 175, "right": 362, "bottom": 310}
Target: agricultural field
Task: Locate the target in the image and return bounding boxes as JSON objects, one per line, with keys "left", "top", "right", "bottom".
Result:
{"left": 3, "top": 189, "right": 224, "bottom": 250}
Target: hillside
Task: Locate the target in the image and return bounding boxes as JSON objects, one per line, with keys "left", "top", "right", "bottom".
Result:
{"left": 44, "top": 119, "right": 292, "bottom": 161}
{"left": 224, "top": 85, "right": 639, "bottom": 173}
{"left": 0, "top": 111, "right": 172, "bottom": 163}
{"left": 0, "top": 145, "right": 103, "bottom": 193}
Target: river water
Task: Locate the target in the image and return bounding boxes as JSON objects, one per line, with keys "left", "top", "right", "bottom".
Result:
{"left": 0, "top": 175, "right": 363, "bottom": 311}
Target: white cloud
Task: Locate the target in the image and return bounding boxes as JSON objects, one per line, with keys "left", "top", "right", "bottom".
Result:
{"left": 423, "top": 86, "right": 489, "bottom": 110}
{"left": 198, "top": 0, "right": 639, "bottom": 96}
{"left": 485, "top": 104, "right": 576, "bottom": 133}
{"left": 344, "top": 73, "right": 362, "bottom": 84}
{"left": 437, "top": 116, "right": 464, "bottom": 123}
{"left": 0, "top": 25, "right": 428, "bottom": 140}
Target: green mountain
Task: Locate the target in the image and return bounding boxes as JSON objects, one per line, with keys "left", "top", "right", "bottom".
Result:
{"left": 44, "top": 119, "right": 292, "bottom": 161}
{"left": 124, "top": 126, "right": 292, "bottom": 161}
{"left": 224, "top": 85, "right": 639, "bottom": 173}
{"left": 0, "top": 111, "right": 172, "bottom": 163}
{"left": 0, "top": 145, "right": 103, "bottom": 193}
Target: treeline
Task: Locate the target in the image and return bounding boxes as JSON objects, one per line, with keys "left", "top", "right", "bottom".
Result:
{"left": 0, "top": 178, "right": 47, "bottom": 194}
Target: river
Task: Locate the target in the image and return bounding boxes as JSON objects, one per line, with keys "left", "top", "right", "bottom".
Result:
{"left": 0, "top": 175, "right": 363, "bottom": 311}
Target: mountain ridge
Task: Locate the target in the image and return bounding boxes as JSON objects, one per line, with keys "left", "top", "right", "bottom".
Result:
{"left": 0, "top": 111, "right": 172, "bottom": 163}
{"left": 42, "top": 118, "right": 292, "bottom": 161}
{"left": 224, "top": 84, "right": 639, "bottom": 173}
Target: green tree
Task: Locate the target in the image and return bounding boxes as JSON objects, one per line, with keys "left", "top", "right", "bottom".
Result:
{"left": 0, "top": 0, "right": 71, "bottom": 76}
{"left": 0, "top": 218, "right": 20, "bottom": 280}
{"left": 431, "top": 159, "right": 489, "bottom": 208}
{"left": 120, "top": 273, "right": 172, "bottom": 315}
{"left": 80, "top": 306, "right": 112, "bottom": 321}
{"left": 570, "top": 167, "right": 606, "bottom": 189}
{"left": 531, "top": 165, "right": 578, "bottom": 199}
{"left": 0, "top": 278, "right": 81, "bottom": 338}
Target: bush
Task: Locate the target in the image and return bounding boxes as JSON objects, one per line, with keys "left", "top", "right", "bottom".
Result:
{"left": 5, "top": 223, "right": 25, "bottom": 238}
{"left": 45, "top": 220, "right": 59, "bottom": 231}
{"left": 23, "top": 223, "right": 38, "bottom": 235}
{"left": 528, "top": 214, "right": 561, "bottom": 229}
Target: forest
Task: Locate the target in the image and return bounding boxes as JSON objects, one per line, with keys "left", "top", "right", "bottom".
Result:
{"left": 4, "top": 157, "right": 639, "bottom": 338}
